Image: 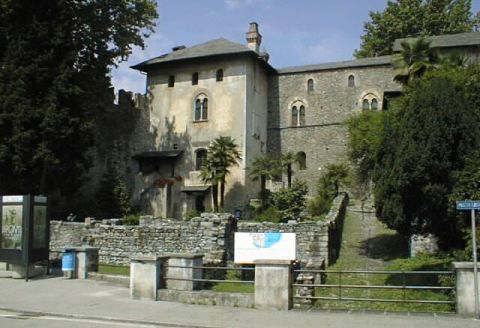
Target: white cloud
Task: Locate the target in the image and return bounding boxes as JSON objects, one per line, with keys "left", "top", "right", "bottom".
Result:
{"left": 225, "top": 0, "right": 254, "bottom": 9}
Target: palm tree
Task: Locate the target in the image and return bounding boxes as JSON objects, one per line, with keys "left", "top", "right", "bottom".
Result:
{"left": 249, "top": 156, "right": 281, "bottom": 209}
{"left": 200, "top": 136, "right": 241, "bottom": 211}
{"left": 393, "top": 38, "right": 438, "bottom": 85}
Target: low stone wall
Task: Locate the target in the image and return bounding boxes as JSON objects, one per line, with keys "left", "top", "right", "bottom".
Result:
{"left": 50, "top": 213, "right": 235, "bottom": 266}
{"left": 50, "top": 194, "right": 348, "bottom": 268}
{"left": 238, "top": 192, "right": 348, "bottom": 267}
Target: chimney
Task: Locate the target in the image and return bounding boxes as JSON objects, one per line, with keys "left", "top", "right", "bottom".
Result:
{"left": 246, "top": 22, "right": 262, "bottom": 53}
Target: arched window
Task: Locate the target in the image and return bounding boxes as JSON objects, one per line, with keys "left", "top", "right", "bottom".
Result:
{"left": 216, "top": 69, "right": 223, "bottom": 82}
{"left": 296, "top": 152, "right": 306, "bottom": 170}
{"left": 192, "top": 72, "right": 199, "bottom": 85}
{"left": 299, "top": 105, "right": 305, "bottom": 126}
{"left": 362, "top": 99, "right": 370, "bottom": 110}
{"left": 307, "top": 79, "right": 314, "bottom": 92}
{"left": 291, "top": 106, "right": 298, "bottom": 126}
{"left": 291, "top": 101, "right": 306, "bottom": 126}
{"left": 361, "top": 93, "right": 380, "bottom": 111}
{"left": 194, "top": 94, "right": 208, "bottom": 121}
{"left": 195, "top": 149, "right": 207, "bottom": 170}
{"left": 348, "top": 75, "right": 355, "bottom": 87}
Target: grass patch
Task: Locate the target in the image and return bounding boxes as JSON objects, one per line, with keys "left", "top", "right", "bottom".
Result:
{"left": 98, "top": 264, "right": 130, "bottom": 276}
{"left": 307, "top": 209, "right": 455, "bottom": 313}
{"left": 209, "top": 269, "right": 254, "bottom": 294}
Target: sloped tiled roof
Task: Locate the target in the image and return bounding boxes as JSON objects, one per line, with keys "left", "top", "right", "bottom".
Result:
{"left": 277, "top": 55, "right": 393, "bottom": 74}
{"left": 393, "top": 32, "right": 480, "bottom": 52}
{"left": 132, "top": 38, "right": 256, "bottom": 71}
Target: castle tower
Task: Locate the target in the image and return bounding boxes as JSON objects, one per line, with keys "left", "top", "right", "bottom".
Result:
{"left": 246, "top": 22, "right": 262, "bottom": 53}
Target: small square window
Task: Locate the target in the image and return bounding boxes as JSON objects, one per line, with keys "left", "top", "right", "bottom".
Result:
{"left": 216, "top": 69, "right": 223, "bottom": 82}
{"left": 192, "top": 72, "right": 198, "bottom": 85}
{"left": 168, "top": 75, "right": 175, "bottom": 87}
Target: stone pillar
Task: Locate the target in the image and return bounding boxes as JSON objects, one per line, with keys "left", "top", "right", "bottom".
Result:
{"left": 254, "top": 260, "right": 293, "bottom": 310}
{"left": 454, "top": 262, "right": 480, "bottom": 317}
{"left": 165, "top": 253, "right": 203, "bottom": 291}
{"left": 75, "top": 247, "right": 99, "bottom": 279}
{"left": 130, "top": 256, "right": 161, "bottom": 301}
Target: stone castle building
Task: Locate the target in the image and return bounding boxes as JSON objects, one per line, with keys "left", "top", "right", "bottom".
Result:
{"left": 100, "top": 23, "right": 480, "bottom": 219}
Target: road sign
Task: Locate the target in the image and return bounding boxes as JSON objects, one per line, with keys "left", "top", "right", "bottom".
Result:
{"left": 456, "top": 200, "right": 479, "bottom": 319}
{"left": 457, "top": 201, "right": 480, "bottom": 210}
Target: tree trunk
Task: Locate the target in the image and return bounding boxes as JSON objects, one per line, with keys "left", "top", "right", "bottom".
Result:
{"left": 220, "top": 177, "right": 225, "bottom": 209}
{"left": 287, "top": 164, "right": 292, "bottom": 188}
{"left": 260, "top": 175, "right": 266, "bottom": 209}
{"left": 212, "top": 183, "right": 219, "bottom": 212}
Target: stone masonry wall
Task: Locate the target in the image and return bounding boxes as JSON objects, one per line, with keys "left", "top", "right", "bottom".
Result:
{"left": 267, "top": 63, "right": 401, "bottom": 195}
{"left": 50, "top": 194, "right": 348, "bottom": 267}
{"left": 237, "top": 193, "right": 348, "bottom": 267}
{"left": 50, "top": 213, "right": 235, "bottom": 266}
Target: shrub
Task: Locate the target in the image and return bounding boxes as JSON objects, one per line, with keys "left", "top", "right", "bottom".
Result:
{"left": 123, "top": 214, "right": 140, "bottom": 225}
{"left": 308, "top": 163, "right": 349, "bottom": 216}
{"left": 271, "top": 181, "right": 308, "bottom": 222}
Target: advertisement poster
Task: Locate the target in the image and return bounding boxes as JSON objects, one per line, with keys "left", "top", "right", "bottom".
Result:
{"left": 234, "top": 232, "right": 296, "bottom": 264}
{"left": 33, "top": 205, "right": 47, "bottom": 249}
{"left": 1, "top": 205, "right": 23, "bottom": 249}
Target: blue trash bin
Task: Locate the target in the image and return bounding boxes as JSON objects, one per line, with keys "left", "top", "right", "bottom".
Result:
{"left": 62, "top": 248, "right": 76, "bottom": 278}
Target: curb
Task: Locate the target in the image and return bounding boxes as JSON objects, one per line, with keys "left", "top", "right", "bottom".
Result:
{"left": 0, "top": 306, "right": 222, "bottom": 328}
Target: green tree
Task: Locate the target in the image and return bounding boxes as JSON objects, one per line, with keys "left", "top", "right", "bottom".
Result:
{"left": 249, "top": 155, "right": 281, "bottom": 209}
{"left": 393, "top": 38, "right": 439, "bottom": 84}
{"left": 201, "top": 137, "right": 242, "bottom": 211}
{"left": 373, "top": 66, "right": 480, "bottom": 247}
{"left": 355, "top": 0, "right": 477, "bottom": 58}
{"left": 347, "top": 110, "right": 386, "bottom": 184}
{"left": 271, "top": 181, "right": 308, "bottom": 222}
{"left": 308, "top": 164, "right": 349, "bottom": 216}
{"left": 0, "top": 0, "right": 157, "bottom": 199}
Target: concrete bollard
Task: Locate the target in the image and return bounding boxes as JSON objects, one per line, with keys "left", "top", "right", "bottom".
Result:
{"left": 165, "top": 253, "right": 203, "bottom": 291}
{"left": 130, "top": 256, "right": 161, "bottom": 301}
{"left": 254, "top": 260, "right": 293, "bottom": 310}
{"left": 75, "top": 247, "right": 99, "bottom": 279}
{"left": 453, "top": 262, "right": 480, "bottom": 317}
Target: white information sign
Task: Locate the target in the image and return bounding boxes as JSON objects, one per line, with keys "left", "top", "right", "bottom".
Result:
{"left": 234, "top": 232, "right": 296, "bottom": 264}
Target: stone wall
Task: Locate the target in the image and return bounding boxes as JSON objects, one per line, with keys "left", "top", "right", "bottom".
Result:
{"left": 50, "top": 213, "right": 235, "bottom": 266}
{"left": 50, "top": 194, "right": 348, "bottom": 267}
{"left": 267, "top": 63, "right": 401, "bottom": 195}
{"left": 238, "top": 193, "right": 348, "bottom": 267}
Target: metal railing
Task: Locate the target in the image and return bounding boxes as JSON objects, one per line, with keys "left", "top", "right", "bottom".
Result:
{"left": 163, "top": 265, "right": 255, "bottom": 287}
{"left": 293, "top": 269, "right": 455, "bottom": 305}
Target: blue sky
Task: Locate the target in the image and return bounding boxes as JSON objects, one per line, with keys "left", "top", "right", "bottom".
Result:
{"left": 111, "top": 0, "right": 480, "bottom": 94}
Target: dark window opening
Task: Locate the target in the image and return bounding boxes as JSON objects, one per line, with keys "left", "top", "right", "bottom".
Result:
{"left": 195, "top": 195, "right": 206, "bottom": 213}
{"left": 348, "top": 75, "right": 355, "bottom": 87}
{"left": 291, "top": 106, "right": 298, "bottom": 126}
{"left": 307, "top": 79, "right": 314, "bottom": 92}
{"left": 296, "top": 152, "right": 306, "bottom": 170}
{"left": 168, "top": 75, "right": 175, "bottom": 87}
{"left": 299, "top": 105, "right": 305, "bottom": 126}
{"left": 216, "top": 69, "right": 223, "bottom": 82}
{"left": 195, "top": 149, "right": 208, "bottom": 170}
{"left": 195, "top": 99, "right": 202, "bottom": 121}
{"left": 371, "top": 98, "right": 378, "bottom": 110}
{"left": 202, "top": 98, "right": 208, "bottom": 120}
{"left": 192, "top": 72, "right": 199, "bottom": 85}
{"left": 362, "top": 99, "right": 369, "bottom": 110}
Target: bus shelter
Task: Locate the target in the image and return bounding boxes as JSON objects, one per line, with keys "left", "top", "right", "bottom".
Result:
{"left": 0, "top": 195, "right": 50, "bottom": 280}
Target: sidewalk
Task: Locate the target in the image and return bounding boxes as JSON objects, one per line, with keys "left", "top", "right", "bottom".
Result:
{"left": 0, "top": 275, "right": 477, "bottom": 328}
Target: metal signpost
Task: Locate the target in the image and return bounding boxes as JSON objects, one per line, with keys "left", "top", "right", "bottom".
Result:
{"left": 457, "top": 200, "right": 479, "bottom": 319}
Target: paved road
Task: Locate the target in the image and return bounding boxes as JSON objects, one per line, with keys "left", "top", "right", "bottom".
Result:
{"left": 0, "top": 276, "right": 478, "bottom": 328}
